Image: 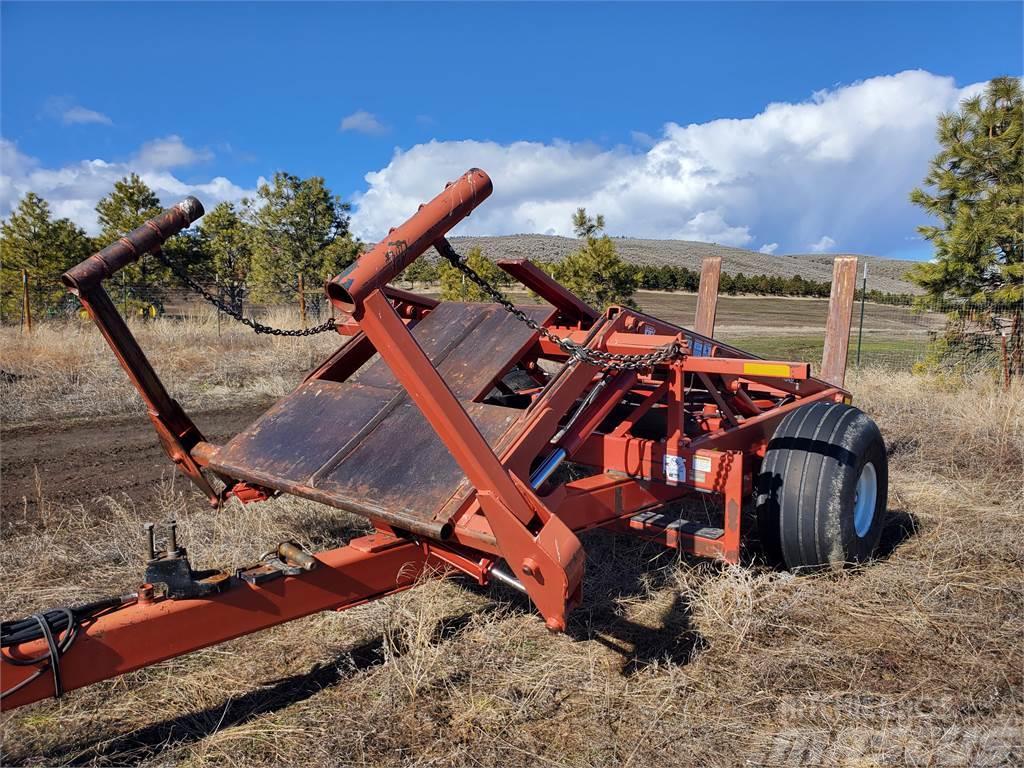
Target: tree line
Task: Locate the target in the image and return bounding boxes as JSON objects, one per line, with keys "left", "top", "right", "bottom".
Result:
{"left": 0, "top": 172, "right": 360, "bottom": 323}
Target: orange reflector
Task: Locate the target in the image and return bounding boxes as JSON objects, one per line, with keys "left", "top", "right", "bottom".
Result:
{"left": 742, "top": 362, "right": 791, "bottom": 378}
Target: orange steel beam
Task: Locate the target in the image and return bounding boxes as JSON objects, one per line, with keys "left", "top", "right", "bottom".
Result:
{"left": 0, "top": 534, "right": 427, "bottom": 711}
{"left": 497, "top": 258, "right": 598, "bottom": 324}
{"left": 327, "top": 169, "right": 492, "bottom": 312}
{"left": 353, "top": 289, "right": 584, "bottom": 631}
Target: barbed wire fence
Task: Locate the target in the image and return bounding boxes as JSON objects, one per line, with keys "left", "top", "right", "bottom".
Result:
{"left": 4, "top": 270, "right": 1022, "bottom": 382}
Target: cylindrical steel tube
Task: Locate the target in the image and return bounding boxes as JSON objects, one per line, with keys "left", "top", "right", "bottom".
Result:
{"left": 62, "top": 197, "right": 205, "bottom": 293}
{"left": 326, "top": 168, "right": 492, "bottom": 313}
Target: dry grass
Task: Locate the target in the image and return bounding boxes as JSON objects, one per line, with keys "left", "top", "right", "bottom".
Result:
{"left": 0, "top": 309, "right": 338, "bottom": 426}
{"left": 1, "top": 327, "right": 1022, "bottom": 766}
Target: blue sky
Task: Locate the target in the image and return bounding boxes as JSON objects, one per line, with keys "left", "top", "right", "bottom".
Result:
{"left": 2, "top": 2, "right": 1021, "bottom": 260}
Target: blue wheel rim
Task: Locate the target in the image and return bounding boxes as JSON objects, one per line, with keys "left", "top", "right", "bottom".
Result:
{"left": 853, "top": 462, "right": 878, "bottom": 538}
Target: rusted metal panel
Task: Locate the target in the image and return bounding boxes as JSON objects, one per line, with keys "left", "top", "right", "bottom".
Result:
{"left": 213, "top": 380, "right": 396, "bottom": 484}
{"left": 315, "top": 400, "right": 520, "bottom": 529}
{"left": 820, "top": 256, "right": 859, "bottom": 387}
{"left": 354, "top": 302, "right": 552, "bottom": 399}
{"left": 694, "top": 256, "right": 722, "bottom": 337}
{"left": 208, "top": 302, "right": 551, "bottom": 537}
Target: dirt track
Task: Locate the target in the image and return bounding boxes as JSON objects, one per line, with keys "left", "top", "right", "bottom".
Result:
{"left": 1, "top": 401, "right": 272, "bottom": 527}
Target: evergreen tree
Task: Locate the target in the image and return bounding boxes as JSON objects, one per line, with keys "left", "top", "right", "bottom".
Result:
{"left": 405, "top": 257, "right": 440, "bottom": 288}
{"left": 197, "top": 201, "right": 255, "bottom": 312}
{"left": 439, "top": 247, "right": 504, "bottom": 301}
{"left": 95, "top": 174, "right": 180, "bottom": 313}
{"left": 248, "top": 172, "right": 356, "bottom": 311}
{"left": 555, "top": 209, "right": 636, "bottom": 309}
{"left": 910, "top": 76, "right": 1023, "bottom": 376}
{"left": 910, "top": 77, "right": 1022, "bottom": 302}
{"left": 0, "top": 193, "right": 92, "bottom": 322}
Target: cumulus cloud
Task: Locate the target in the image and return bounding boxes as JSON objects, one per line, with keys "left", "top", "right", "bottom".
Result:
{"left": 62, "top": 106, "right": 113, "bottom": 126}
{"left": 134, "top": 135, "right": 213, "bottom": 170}
{"left": 349, "top": 70, "right": 982, "bottom": 256}
{"left": 809, "top": 235, "right": 836, "bottom": 253}
{"left": 759, "top": 243, "right": 779, "bottom": 255}
{"left": 0, "top": 138, "right": 255, "bottom": 235}
{"left": 339, "top": 110, "right": 388, "bottom": 135}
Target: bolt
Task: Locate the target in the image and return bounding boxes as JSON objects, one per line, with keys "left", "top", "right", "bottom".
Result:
{"left": 521, "top": 557, "right": 539, "bottom": 577}
{"left": 167, "top": 520, "right": 181, "bottom": 557}
{"left": 143, "top": 522, "right": 156, "bottom": 560}
{"left": 138, "top": 583, "right": 155, "bottom": 605}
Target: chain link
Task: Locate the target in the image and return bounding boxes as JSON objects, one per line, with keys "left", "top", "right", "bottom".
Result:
{"left": 153, "top": 250, "right": 337, "bottom": 337}
{"left": 434, "top": 239, "right": 683, "bottom": 370}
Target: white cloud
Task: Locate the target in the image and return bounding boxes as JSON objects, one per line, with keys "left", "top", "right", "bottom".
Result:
{"left": 134, "top": 135, "right": 213, "bottom": 170}
{"left": 759, "top": 242, "right": 779, "bottom": 255}
{"left": 62, "top": 106, "right": 113, "bottom": 126}
{"left": 809, "top": 235, "right": 836, "bottom": 253}
{"left": 339, "top": 110, "right": 388, "bottom": 135}
{"left": 349, "top": 70, "right": 982, "bottom": 256}
{"left": 0, "top": 138, "right": 255, "bottom": 235}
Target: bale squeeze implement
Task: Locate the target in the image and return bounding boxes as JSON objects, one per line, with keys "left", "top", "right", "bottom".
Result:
{"left": 1, "top": 168, "right": 888, "bottom": 710}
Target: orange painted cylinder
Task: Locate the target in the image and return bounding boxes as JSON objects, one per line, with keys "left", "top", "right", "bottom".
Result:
{"left": 326, "top": 168, "right": 492, "bottom": 313}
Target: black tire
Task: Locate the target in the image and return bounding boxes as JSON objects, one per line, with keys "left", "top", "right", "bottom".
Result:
{"left": 755, "top": 402, "right": 888, "bottom": 571}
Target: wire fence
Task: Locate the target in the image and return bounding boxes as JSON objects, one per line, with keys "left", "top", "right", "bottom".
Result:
{"left": 5, "top": 276, "right": 1022, "bottom": 380}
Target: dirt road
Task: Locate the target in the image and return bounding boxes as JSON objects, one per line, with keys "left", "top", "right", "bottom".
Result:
{"left": 1, "top": 401, "right": 272, "bottom": 527}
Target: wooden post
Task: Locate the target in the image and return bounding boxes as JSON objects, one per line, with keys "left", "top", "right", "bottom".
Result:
{"left": 21, "top": 269, "right": 32, "bottom": 334}
{"left": 297, "top": 273, "right": 307, "bottom": 329}
{"left": 820, "top": 257, "right": 859, "bottom": 387}
{"left": 694, "top": 257, "right": 721, "bottom": 337}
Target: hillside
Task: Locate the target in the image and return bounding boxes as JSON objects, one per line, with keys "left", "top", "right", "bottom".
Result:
{"left": 446, "top": 234, "right": 920, "bottom": 295}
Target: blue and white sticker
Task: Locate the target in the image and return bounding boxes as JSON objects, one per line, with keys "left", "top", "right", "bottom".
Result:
{"left": 663, "top": 454, "right": 686, "bottom": 485}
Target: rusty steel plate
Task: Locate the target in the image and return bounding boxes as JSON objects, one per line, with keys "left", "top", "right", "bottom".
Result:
{"left": 207, "top": 302, "right": 554, "bottom": 538}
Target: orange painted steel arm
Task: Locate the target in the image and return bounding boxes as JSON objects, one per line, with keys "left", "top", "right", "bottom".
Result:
{"left": 0, "top": 536, "right": 426, "bottom": 711}
{"left": 327, "top": 168, "right": 492, "bottom": 313}
{"left": 497, "top": 258, "right": 598, "bottom": 323}
{"left": 60, "top": 200, "right": 224, "bottom": 505}
{"left": 355, "top": 289, "right": 584, "bottom": 630}
{"left": 62, "top": 198, "right": 204, "bottom": 293}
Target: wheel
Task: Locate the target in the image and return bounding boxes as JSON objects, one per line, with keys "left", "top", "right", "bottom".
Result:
{"left": 755, "top": 401, "right": 888, "bottom": 571}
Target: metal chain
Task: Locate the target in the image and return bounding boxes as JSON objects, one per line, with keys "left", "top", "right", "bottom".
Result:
{"left": 435, "top": 240, "right": 682, "bottom": 370}
{"left": 153, "top": 250, "right": 337, "bottom": 337}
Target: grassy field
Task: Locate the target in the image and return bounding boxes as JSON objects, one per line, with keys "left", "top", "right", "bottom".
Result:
{"left": 1, "top": 303, "right": 1020, "bottom": 767}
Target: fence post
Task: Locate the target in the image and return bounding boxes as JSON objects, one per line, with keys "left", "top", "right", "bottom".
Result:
{"left": 297, "top": 273, "right": 307, "bottom": 329}
{"left": 855, "top": 262, "right": 867, "bottom": 367}
{"left": 21, "top": 269, "right": 32, "bottom": 334}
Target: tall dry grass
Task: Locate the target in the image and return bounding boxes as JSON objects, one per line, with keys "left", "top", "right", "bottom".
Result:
{"left": 0, "top": 319, "right": 1022, "bottom": 766}
{"left": 1, "top": 311, "right": 339, "bottom": 426}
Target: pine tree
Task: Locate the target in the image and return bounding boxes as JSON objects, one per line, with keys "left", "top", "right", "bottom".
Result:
{"left": 95, "top": 174, "right": 174, "bottom": 313}
{"left": 910, "top": 77, "right": 1023, "bottom": 303}
{"left": 197, "top": 201, "right": 255, "bottom": 312}
{"left": 0, "top": 193, "right": 92, "bottom": 322}
{"left": 910, "top": 76, "right": 1023, "bottom": 376}
{"left": 556, "top": 209, "right": 637, "bottom": 309}
{"left": 439, "top": 247, "right": 504, "bottom": 301}
{"left": 248, "top": 172, "right": 357, "bottom": 311}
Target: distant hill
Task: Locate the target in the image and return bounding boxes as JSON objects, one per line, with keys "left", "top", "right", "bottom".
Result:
{"left": 444, "top": 234, "right": 920, "bottom": 295}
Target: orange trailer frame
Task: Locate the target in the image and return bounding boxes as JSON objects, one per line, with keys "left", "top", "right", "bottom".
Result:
{"left": 1, "top": 169, "right": 859, "bottom": 711}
